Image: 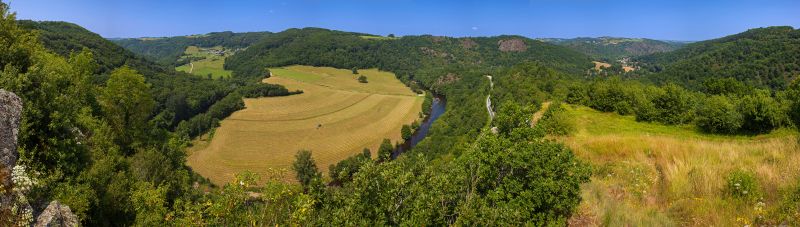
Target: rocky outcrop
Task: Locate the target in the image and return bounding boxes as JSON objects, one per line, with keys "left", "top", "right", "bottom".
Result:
{"left": 498, "top": 38, "right": 528, "bottom": 52}
{"left": 0, "top": 89, "right": 22, "bottom": 186}
{"left": 1, "top": 89, "right": 22, "bottom": 215}
{"left": 432, "top": 73, "right": 461, "bottom": 88}
{"left": 419, "top": 47, "right": 451, "bottom": 58}
{"left": 34, "top": 201, "right": 79, "bottom": 227}
{"left": 461, "top": 38, "right": 478, "bottom": 49}
{"left": 0, "top": 90, "right": 78, "bottom": 227}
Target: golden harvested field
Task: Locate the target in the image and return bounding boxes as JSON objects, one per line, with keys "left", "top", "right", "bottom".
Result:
{"left": 188, "top": 66, "right": 423, "bottom": 185}
{"left": 557, "top": 105, "right": 800, "bottom": 226}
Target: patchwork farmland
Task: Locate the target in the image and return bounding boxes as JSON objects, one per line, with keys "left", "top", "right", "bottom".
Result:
{"left": 175, "top": 45, "right": 233, "bottom": 79}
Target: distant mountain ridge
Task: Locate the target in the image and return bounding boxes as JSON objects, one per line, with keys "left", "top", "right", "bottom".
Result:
{"left": 635, "top": 26, "right": 800, "bottom": 89}
{"left": 111, "top": 31, "right": 272, "bottom": 65}
{"left": 224, "top": 27, "right": 594, "bottom": 82}
{"left": 538, "top": 36, "right": 686, "bottom": 60}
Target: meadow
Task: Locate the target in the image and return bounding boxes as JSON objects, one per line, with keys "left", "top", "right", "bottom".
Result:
{"left": 558, "top": 105, "right": 799, "bottom": 226}
{"left": 175, "top": 45, "right": 233, "bottom": 79}
{"left": 187, "top": 66, "right": 423, "bottom": 184}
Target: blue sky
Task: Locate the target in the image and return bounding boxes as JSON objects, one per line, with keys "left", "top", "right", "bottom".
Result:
{"left": 8, "top": 0, "right": 800, "bottom": 40}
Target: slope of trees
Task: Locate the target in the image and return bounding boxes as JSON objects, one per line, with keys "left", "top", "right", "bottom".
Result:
{"left": 19, "top": 20, "right": 289, "bottom": 132}
{"left": 563, "top": 75, "right": 792, "bottom": 135}
{"left": 635, "top": 26, "right": 800, "bottom": 89}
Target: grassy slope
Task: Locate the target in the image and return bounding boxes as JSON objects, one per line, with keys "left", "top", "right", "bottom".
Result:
{"left": 175, "top": 46, "right": 233, "bottom": 79}
{"left": 187, "top": 66, "right": 422, "bottom": 184}
{"left": 560, "top": 105, "right": 798, "bottom": 226}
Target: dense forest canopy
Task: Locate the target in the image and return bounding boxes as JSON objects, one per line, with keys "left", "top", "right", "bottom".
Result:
{"left": 635, "top": 26, "right": 800, "bottom": 89}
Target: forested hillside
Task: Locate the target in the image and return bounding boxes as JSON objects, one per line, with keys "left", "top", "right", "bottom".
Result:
{"left": 18, "top": 20, "right": 243, "bottom": 130}
{"left": 635, "top": 26, "right": 800, "bottom": 89}
{"left": 111, "top": 31, "right": 271, "bottom": 65}
{"left": 540, "top": 37, "right": 685, "bottom": 60}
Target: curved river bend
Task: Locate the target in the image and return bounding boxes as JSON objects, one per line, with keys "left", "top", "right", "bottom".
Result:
{"left": 392, "top": 94, "right": 446, "bottom": 158}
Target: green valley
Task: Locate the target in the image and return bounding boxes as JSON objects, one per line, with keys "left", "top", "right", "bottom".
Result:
{"left": 3, "top": 1, "right": 800, "bottom": 226}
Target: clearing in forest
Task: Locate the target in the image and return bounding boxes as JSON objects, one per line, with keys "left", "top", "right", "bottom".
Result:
{"left": 188, "top": 65, "right": 423, "bottom": 184}
{"left": 592, "top": 61, "right": 611, "bottom": 70}
{"left": 175, "top": 46, "right": 233, "bottom": 79}
{"left": 558, "top": 105, "right": 799, "bottom": 226}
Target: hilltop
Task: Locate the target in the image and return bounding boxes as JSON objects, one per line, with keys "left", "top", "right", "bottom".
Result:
{"left": 635, "top": 26, "right": 800, "bottom": 89}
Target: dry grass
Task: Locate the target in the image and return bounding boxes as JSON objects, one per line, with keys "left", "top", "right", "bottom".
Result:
{"left": 622, "top": 66, "right": 635, "bottom": 72}
{"left": 592, "top": 61, "right": 611, "bottom": 70}
{"left": 187, "top": 66, "right": 422, "bottom": 185}
{"left": 559, "top": 105, "right": 800, "bottom": 226}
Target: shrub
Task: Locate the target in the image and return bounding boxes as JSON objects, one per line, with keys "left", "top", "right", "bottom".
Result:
{"left": 651, "top": 83, "right": 696, "bottom": 124}
{"left": 494, "top": 100, "right": 535, "bottom": 135}
{"left": 696, "top": 95, "right": 743, "bottom": 134}
{"left": 536, "top": 102, "right": 575, "bottom": 136}
{"left": 738, "top": 89, "right": 785, "bottom": 133}
{"left": 565, "top": 83, "right": 589, "bottom": 105}
{"left": 725, "top": 170, "right": 761, "bottom": 202}
{"left": 788, "top": 80, "right": 800, "bottom": 128}
{"left": 328, "top": 150, "right": 372, "bottom": 184}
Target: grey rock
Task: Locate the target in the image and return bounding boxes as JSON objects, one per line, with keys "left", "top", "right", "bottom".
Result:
{"left": 0, "top": 89, "right": 22, "bottom": 180}
{"left": 0, "top": 89, "right": 22, "bottom": 210}
{"left": 34, "top": 201, "right": 79, "bottom": 227}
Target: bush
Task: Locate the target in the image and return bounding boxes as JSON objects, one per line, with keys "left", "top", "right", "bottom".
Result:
{"left": 494, "top": 101, "right": 535, "bottom": 135}
{"left": 536, "top": 102, "right": 575, "bottom": 136}
{"left": 357, "top": 75, "right": 368, "bottom": 83}
{"left": 565, "top": 83, "right": 589, "bottom": 105}
{"left": 788, "top": 79, "right": 800, "bottom": 128}
{"left": 651, "top": 83, "right": 696, "bottom": 124}
{"left": 738, "top": 89, "right": 785, "bottom": 133}
{"left": 328, "top": 149, "right": 372, "bottom": 184}
{"left": 696, "top": 95, "right": 743, "bottom": 134}
{"left": 725, "top": 170, "right": 761, "bottom": 202}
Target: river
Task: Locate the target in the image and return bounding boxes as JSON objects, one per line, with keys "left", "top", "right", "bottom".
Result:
{"left": 391, "top": 93, "right": 446, "bottom": 158}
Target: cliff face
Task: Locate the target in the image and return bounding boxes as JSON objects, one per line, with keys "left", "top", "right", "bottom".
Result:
{"left": 1, "top": 89, "right": 21, "bottom": 181}
{"left": 0, "top": 89, "right": 22, "bottom": 207}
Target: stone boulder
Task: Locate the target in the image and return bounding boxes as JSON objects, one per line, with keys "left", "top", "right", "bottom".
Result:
{"left": 0, "top": 89, "right": 22, "bottom": 185}
{"left": 34, "top": 201, "right": 79, "bottom": 227}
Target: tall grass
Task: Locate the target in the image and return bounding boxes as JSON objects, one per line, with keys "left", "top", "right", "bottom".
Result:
{"left": 560, "top": 105, "right": 799, "bottom": 226}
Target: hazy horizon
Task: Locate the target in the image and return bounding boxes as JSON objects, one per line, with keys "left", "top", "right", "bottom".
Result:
{"left": 10, "top": 0, "right": 800, "bottom": 41}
